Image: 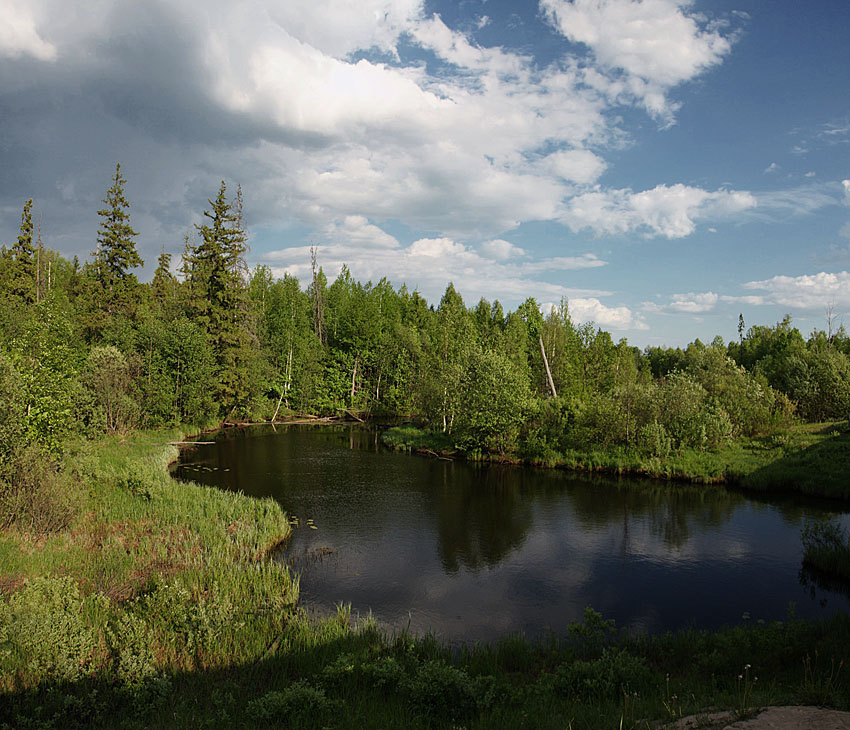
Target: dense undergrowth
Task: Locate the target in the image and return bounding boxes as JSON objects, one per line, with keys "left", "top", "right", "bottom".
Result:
{"left": 2, "top": 428, "right": 850, "bottom": 729}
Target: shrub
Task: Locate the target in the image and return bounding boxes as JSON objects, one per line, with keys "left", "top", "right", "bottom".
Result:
{"left": 402, "top": 660, "right": 477, "bottom": 723}
{"left": 246, "top": 682, "right": 333, "bottom": 728}
{"left": 0, "top": 576, "right": 108, "bottom": 685}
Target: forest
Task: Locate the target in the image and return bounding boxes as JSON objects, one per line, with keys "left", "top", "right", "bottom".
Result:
{"left": 3, "top": 168, "right": 850, "bottom": 528}
{"left": 2, "top": 169, "right": 850, "bottom": 729}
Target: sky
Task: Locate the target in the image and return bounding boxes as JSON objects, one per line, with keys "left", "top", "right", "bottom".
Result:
{"left": 1, "top": 0, "right": 849, "bottom": 347}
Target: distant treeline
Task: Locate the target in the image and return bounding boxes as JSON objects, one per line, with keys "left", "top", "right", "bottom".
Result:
{"left": 2, "top": 168, "right": 850, "bottom": 472}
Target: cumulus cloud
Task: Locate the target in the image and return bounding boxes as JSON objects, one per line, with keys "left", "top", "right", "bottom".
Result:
{"left": 744, "top": 271, "right": 850, "bottom": 310}
{"left": 540, "top": 0, "right": 734, "bottom": 122}
{"left": 561, "top": 184, "right": 755, "bottom": 238}
{"left": 537, "top": 148, "right": 607, "bottom": 184}
{"left": 479, "top": 239, "right": 526, "bottom": 260}
{"left": 0, "top": 0, "right": 56, "bottom": 61}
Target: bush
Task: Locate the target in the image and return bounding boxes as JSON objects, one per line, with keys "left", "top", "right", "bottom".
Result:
{"left": 402, "top": 660, "right": 477, "bottom": 723}
{"left": 0, "top": 576, "right": 108, "bottom": 685}
{"left": 246, "top": 682, "right": 333, "bottom": 728}
{"left": 0, "top": 444, "right": 77, "bottom": 533}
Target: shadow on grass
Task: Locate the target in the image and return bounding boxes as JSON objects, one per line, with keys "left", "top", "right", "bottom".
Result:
{"left": 741, "top": 430, "right": 850, "bottom": 500}
{"left": 4, "top": 609, "right": 850, "bottom": 730}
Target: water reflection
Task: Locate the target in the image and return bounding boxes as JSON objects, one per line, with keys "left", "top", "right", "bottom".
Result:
{"left": 172, "top": 425, "right": 850, "bottom": 642}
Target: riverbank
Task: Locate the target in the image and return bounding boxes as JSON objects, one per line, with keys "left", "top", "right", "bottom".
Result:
{"left": 2, "top": 428, "right": 850, "bottom": 729}
{"left": 382, "top": 420, "right": 850, "bottom": 500}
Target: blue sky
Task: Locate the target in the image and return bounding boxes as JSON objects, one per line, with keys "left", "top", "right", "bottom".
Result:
{"left": 1, "top": 0, "right": 848, "bottom": 347}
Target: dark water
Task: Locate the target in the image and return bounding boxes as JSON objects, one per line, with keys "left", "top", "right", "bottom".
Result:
{"left": 171, "top": 425, "right": 850, "bottom": 643}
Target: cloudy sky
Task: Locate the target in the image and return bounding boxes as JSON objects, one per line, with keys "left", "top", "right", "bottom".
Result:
{"left": 2, "top": 0, "right": 849, "bottom": 346}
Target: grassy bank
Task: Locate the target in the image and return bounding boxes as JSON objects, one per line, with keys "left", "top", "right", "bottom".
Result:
{"left": 2, "top": 428, "right": 850, "bottom": 729}
{"left": 0, "top": 430, "right": 298, "bottom": 710}
{"left": 383, "top": 421, "right": 850, "bottom": 499}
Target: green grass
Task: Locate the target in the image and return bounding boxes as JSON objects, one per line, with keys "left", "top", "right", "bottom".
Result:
{"left": 383, "top": 421, "right": 850, "bottom": 499}
{"left": 0, "top": 429, "right": 297, "bottom": 696}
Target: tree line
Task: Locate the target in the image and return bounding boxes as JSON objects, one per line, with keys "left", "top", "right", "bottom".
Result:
{"left": 2, "top": 165, "right": 850, "bottom": 478}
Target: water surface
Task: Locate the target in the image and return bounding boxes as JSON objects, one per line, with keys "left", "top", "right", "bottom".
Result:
{"left": 172, "top": 425, "right": 850, "bottom": 643}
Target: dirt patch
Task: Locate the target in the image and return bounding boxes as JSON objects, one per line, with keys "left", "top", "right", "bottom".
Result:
{"left": 667, "top": 706, "right": 850, "bottom": 729}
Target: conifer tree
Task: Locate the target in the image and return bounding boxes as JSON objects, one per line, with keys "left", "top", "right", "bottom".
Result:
{"left": 151, "top": 247, "right": 178, "bottom": 312}
{"left": 94, "top": 163, "right": 142, "bottom": 308}
{"left": 186, "top": 181, "right": 255, "bottom": 415}
{"left": 10, "top": 199, "right": 36, "bottom": 304}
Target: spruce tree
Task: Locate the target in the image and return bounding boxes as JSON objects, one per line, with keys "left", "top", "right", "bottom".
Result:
{"left": 187, "top": 181, "right": 254, "bottom": 415}
{"left": 11, "top": 199, "right": 36, "bottom": 304}
{"left": 94, "top": 163, "right": 142, "bottom": 308}
{"left": 151, "top": 247, "right": 178, "bottom": 312}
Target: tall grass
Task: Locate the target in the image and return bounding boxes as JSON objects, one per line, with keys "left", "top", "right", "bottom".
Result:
{"left": 0, "top": 428, "right": 297, "bottom": 696}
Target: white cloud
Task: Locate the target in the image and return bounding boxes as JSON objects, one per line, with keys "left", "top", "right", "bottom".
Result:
{"left": 321, "top": 215, "right": 401, "bottom": 250}
{"left": 540, "top": 0, "right": 734, "bottom": 122}
{"left": 748, "top": 183, "right": 845, "bottom": 220}
{"left": 669, "top": 291, "right": 719, "bottom": 313}
{"left": 764, "top": 162, "right": 780, "bottom": 174}
{"left": 720, "top": 294, "right": 766, "bottom": 306}
{"left": 561, "top": 183, "right": 755, "bottom": 238}
{"left": 0, "top": 0, "right": 57, "bottom": 61}
{"left": 744, "top": 271, "right": 850, "bottom": 310}
{"left": 644, "top": 291, "right": 719, "bottom": 314}
{"left": 843, "top": 179, "right": 850, "bottom": 204}
{"left": 479, "top": 239, "right": 525, "bottom": 260}
{"left": 519, "top": 254, "right": 606, "bottom": 273}
{"left": 0, "top": 0, "right": 748, "bottom": 278}
{"left": 266, "top": 0, "right": 421, "bottom": 58}
{"left": 538, "top": 148, "right": 607, "bottom": 184}
{"left": 569, "top": 298, "right": 648, "bottom": 329}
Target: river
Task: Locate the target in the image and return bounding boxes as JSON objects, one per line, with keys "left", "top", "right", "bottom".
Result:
{"left": 171, "top": 424, "right": 850, "bottom": 644}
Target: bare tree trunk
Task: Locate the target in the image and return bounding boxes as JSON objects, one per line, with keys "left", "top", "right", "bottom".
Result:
{"left": 285, "top": 341, "right": 293, "bottom": 407}
{"left": 272, "top": 387, "right": 285, "bottom": 422}
{"left": 350, "top": 355, "right": 358, "bottom": 407}
{"left": 539, "top": 335, "right": 557, "bottom": 398}
{"left": 311, "top": 247, "right": 325, "bottom": 345}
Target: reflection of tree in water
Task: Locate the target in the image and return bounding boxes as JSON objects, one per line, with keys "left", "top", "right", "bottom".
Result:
{"left": 565, "top": 478, "right": 743, "bottom": 551}
{"left": 799, "top": 563, "right": 850, "bottom": 604}
{"left": 433, "top": 464, "right": 533, "bottom": 573}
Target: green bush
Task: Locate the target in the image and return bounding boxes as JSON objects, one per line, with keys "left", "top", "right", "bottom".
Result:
{"left": 246, "top": 681, "right": 334, "bottom": 728}
{"left": 0, "top": 576, "right": 108, "bottom": 684}
{"left": 402, "top": 659, "right": 477, "bottom": 723}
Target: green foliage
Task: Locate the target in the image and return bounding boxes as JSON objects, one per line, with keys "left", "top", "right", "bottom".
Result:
{"left": 247, "top": 682, "right": 334, "bottom": 728}
{"left": 81, "top": 345, "right": 139, "bottom": 433}
{"left": 0, "top": 576, "right": 109, "bottom": 684}
{"left": 553, "top": 647, "right": 651, "bottom": 700}
{"left": 801, "top": 519, "right": 850, "bottom": 581}
{"left": 92, "top": 164, "right": 142, "bottom": 315}
{"left": 455, "top": 345, "right": 535, "bottom": 454}
{"left": 402, "top": 659, "right": 477, "bottom": 723}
